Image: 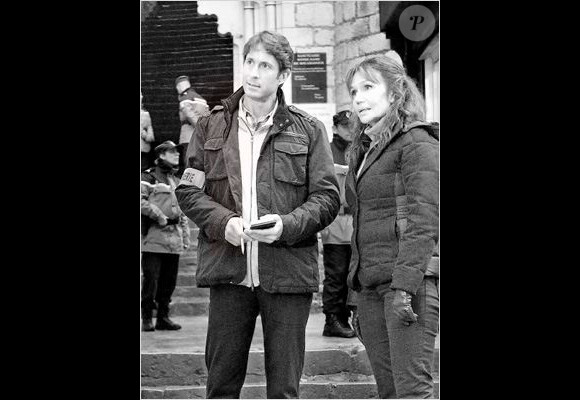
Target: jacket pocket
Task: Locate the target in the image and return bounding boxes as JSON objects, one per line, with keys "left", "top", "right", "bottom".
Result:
{"left": 204, "top": 137, "right": 228, "bottom": 181}
{"left": 149, "top": 184, "right": 180, "bottom": 219}
{"left": 274, "top": 141, "right": 308, "bottom": 185}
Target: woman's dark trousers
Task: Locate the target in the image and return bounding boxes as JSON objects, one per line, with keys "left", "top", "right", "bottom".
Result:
{"left": 357, "top": 277, "right": 439, "bottom": 399}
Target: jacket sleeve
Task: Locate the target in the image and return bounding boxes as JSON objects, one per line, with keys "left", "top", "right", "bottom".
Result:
{"left": 278, "top": 120, "right": 341, "bottom": 246}
{"left": 335, "top": 165, "right": 349, "bottom": 214}
{"left": 175, "top": 114, "right": 238, "bottom": 242}
{"left": 141, "top": 176, "right": 165, "bottom": 223}
{"left": 180, "top": 99, "right": 210, "bottom": 125}
{"left": 390, "top": 132, "right": 439, "bottom": 295}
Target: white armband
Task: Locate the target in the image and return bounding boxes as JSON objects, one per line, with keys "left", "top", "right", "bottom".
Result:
{"left": 180, "top": 168, "right": 206, "bottom": 189}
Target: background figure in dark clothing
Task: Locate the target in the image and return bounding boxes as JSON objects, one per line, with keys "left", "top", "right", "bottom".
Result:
{"left": 320, "top": 110, "right": 356, "bottom": 338}
{"left": 175, "top": 75, "right": 209, "bottom": 177}
{"left": 141, "top": 141, "right": 191, "bottom": 332}
{"left": 141, "top": 92, "right": 155, "bottom": 171}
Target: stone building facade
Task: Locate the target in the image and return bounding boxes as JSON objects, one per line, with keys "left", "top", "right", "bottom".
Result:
{"left": 141, "top": 1, "right": 439, "bottom": 141}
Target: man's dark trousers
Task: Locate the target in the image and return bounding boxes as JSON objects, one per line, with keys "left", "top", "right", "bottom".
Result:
{"left": 205, "top": 284, "right": 313, "bottom": 398}
{"left": 322, "top": 244, "right": 352, "bottom": 318}
{"left": 141, "top": 252, "right": 179, "bottom": 318}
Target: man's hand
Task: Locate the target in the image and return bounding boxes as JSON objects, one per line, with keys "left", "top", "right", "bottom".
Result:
{"left": 225, "top": 217, "right": 251, "bottom": 247}
{"left": 158, "top": 214, "right": 168, "bottom": 227}
{"left": 392, "top": 289, "right": 418, "bottom": 326}
{"left": 244, "top": 214, "right": 283, "bottom": 244}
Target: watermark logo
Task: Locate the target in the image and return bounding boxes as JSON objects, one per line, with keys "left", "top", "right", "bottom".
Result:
{"left": 399, "top": 5, "right": 436, "bottom": 42}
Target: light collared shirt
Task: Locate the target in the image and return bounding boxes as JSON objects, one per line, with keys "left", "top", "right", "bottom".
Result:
{"left": 237, "top": 96, "right": 278, "bottom": 288}
{"left": 356, "top": 117, "right": 389, "bottom": 179}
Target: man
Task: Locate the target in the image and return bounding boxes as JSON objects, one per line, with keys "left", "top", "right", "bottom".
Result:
{"left": 175, "top": 31, "right": 340, "bottom": 398}
{"left": 175, "top": 75, "right": 209, "bottom": 176}
{"left": 320, "top": 110, "right": 356, "bottom": 338}
{"left": 141, "top": 141, "right": 190, "bottom": 332}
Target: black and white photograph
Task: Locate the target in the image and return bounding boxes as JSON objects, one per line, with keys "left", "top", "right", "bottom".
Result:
{"left": 140, "top": 1, "right": 439, "bottom": 398}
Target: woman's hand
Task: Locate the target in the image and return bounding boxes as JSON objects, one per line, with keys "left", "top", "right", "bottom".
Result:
{"left": 351, "top": 306, "right": 364, "bottom": 343}
{"left": 392, "top": 289, "right": 418, "bottom": 326}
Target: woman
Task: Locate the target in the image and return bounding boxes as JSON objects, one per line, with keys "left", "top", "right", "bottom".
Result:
{"left": 345, "top": 53, "right": 439, "bottom": 399}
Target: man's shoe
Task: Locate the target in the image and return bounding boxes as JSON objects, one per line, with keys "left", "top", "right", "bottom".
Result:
{"left": 322, "top": 314, "right": 356, "bottom": 338}
{"left": 155, "top": 317, "right": 182, "bottom": 331}
{"left": 142, "top": 318, "right": 155, "bottom": 332}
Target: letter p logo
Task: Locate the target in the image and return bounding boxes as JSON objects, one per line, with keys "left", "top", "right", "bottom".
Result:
{"left": 410, "top": 15, "right": 425, "bottom": 31}
{"left": 399, "top": 5, "right": 436, "bottom": 42}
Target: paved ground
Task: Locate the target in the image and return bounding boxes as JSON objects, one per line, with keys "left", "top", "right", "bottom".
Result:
{"left": 141, "top": 312, "right": 439, "bottom": 354}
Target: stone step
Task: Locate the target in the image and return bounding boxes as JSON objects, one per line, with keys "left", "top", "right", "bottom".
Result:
{"left": 142, "top": 347, "right": 438, "bottom": 388}
{"left": 176, "top": 273, "right": 196, "bottom": 287}
{"left": 141, "top": 377, "right": 438, "bottom": 399}
{"left": 141, "top": 315, "right": 439, "bottom": 398}
{"left": 141, "top": 378, "right": 439, "bottom": 399}
{"left": 172, "top": 286, "right": 210, "bottom": 298}
{"left": 178, "top": 255, "right": 197, "bottom": 269}
{"left": 141, "top": 380, "right": 379, "bottom": 399}
{"left": 141, "top": 348, "right": 378, "bottom": 387}
{"left": 165, "top": 297, "right": 209, "bottom": 317}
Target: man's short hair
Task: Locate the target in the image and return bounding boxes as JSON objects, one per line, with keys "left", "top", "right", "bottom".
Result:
{"left": 243, "top": 31, "right": 294, "bottom": 73}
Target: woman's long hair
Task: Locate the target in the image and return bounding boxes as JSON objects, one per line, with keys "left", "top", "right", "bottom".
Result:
{"left": 346, "top": 54, "right": 426, "bottom": 156}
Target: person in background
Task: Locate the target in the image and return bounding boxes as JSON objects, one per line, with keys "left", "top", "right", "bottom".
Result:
{"left": 175, "top": 31, "right": 339, "bottom": 398}
{"left": 320, "top": 110, "right": 356, "bottom": 338}
{"left": 141, "top": 141, "right": 191, "bottom": 332}
{"left": 345, "top": 53, "right": 439, "bottom": 399}
{"left": 141, "top": 92, "right": 155, "bottom": 171}
{"left": 175, "top": 75, "right": 209, "bottom": 176}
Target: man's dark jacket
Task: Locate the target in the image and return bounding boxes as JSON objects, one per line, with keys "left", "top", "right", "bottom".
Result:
{"left": 176, "top": 87, "right": 340, "bottom": 293}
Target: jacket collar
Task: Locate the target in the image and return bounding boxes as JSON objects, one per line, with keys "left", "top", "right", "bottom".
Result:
{"left": 403, "top": 121, "right": 439, "bottom": 140}
{"left": 217, "top": 87, "right": 293, "bottom": 215}
{"left": 221, "top": 87, "right": 293, "bottom": 137}
{"left": 354, "top": 121, "right": 438, "bottom": 183}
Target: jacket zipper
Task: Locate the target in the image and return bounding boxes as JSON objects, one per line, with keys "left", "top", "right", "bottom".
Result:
{"left": 240, "top": 116, "right": 256, "bottom": 291}
{"left": 250, "top": 131, "right": 255, "bottom": 291}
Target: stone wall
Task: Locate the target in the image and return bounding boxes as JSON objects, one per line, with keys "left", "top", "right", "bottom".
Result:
{"left": 333, "top": 1, "right": 390, "bottom": 111}
{"left": 143, "top": 1, "right": 394, "bottom": 132}
{"left": 140, "top": 1, "right": 157, "bottom": 24}
{"left": 279, "top": 1, "right": 336, "bottom": 105}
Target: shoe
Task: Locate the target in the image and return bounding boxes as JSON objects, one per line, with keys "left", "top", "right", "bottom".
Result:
{"left": 142, "top": 318, "right": 155, "bottom": 332}
{"left": 155, "top": 316, "right": 182, "bottom": 330}
{"left": 322, "top": 313, "right": 356, "bottom": 338}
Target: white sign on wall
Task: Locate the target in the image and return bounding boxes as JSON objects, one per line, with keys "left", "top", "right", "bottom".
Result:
{"left": 290, "top": 103, "right": 336, "bottom": 143}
